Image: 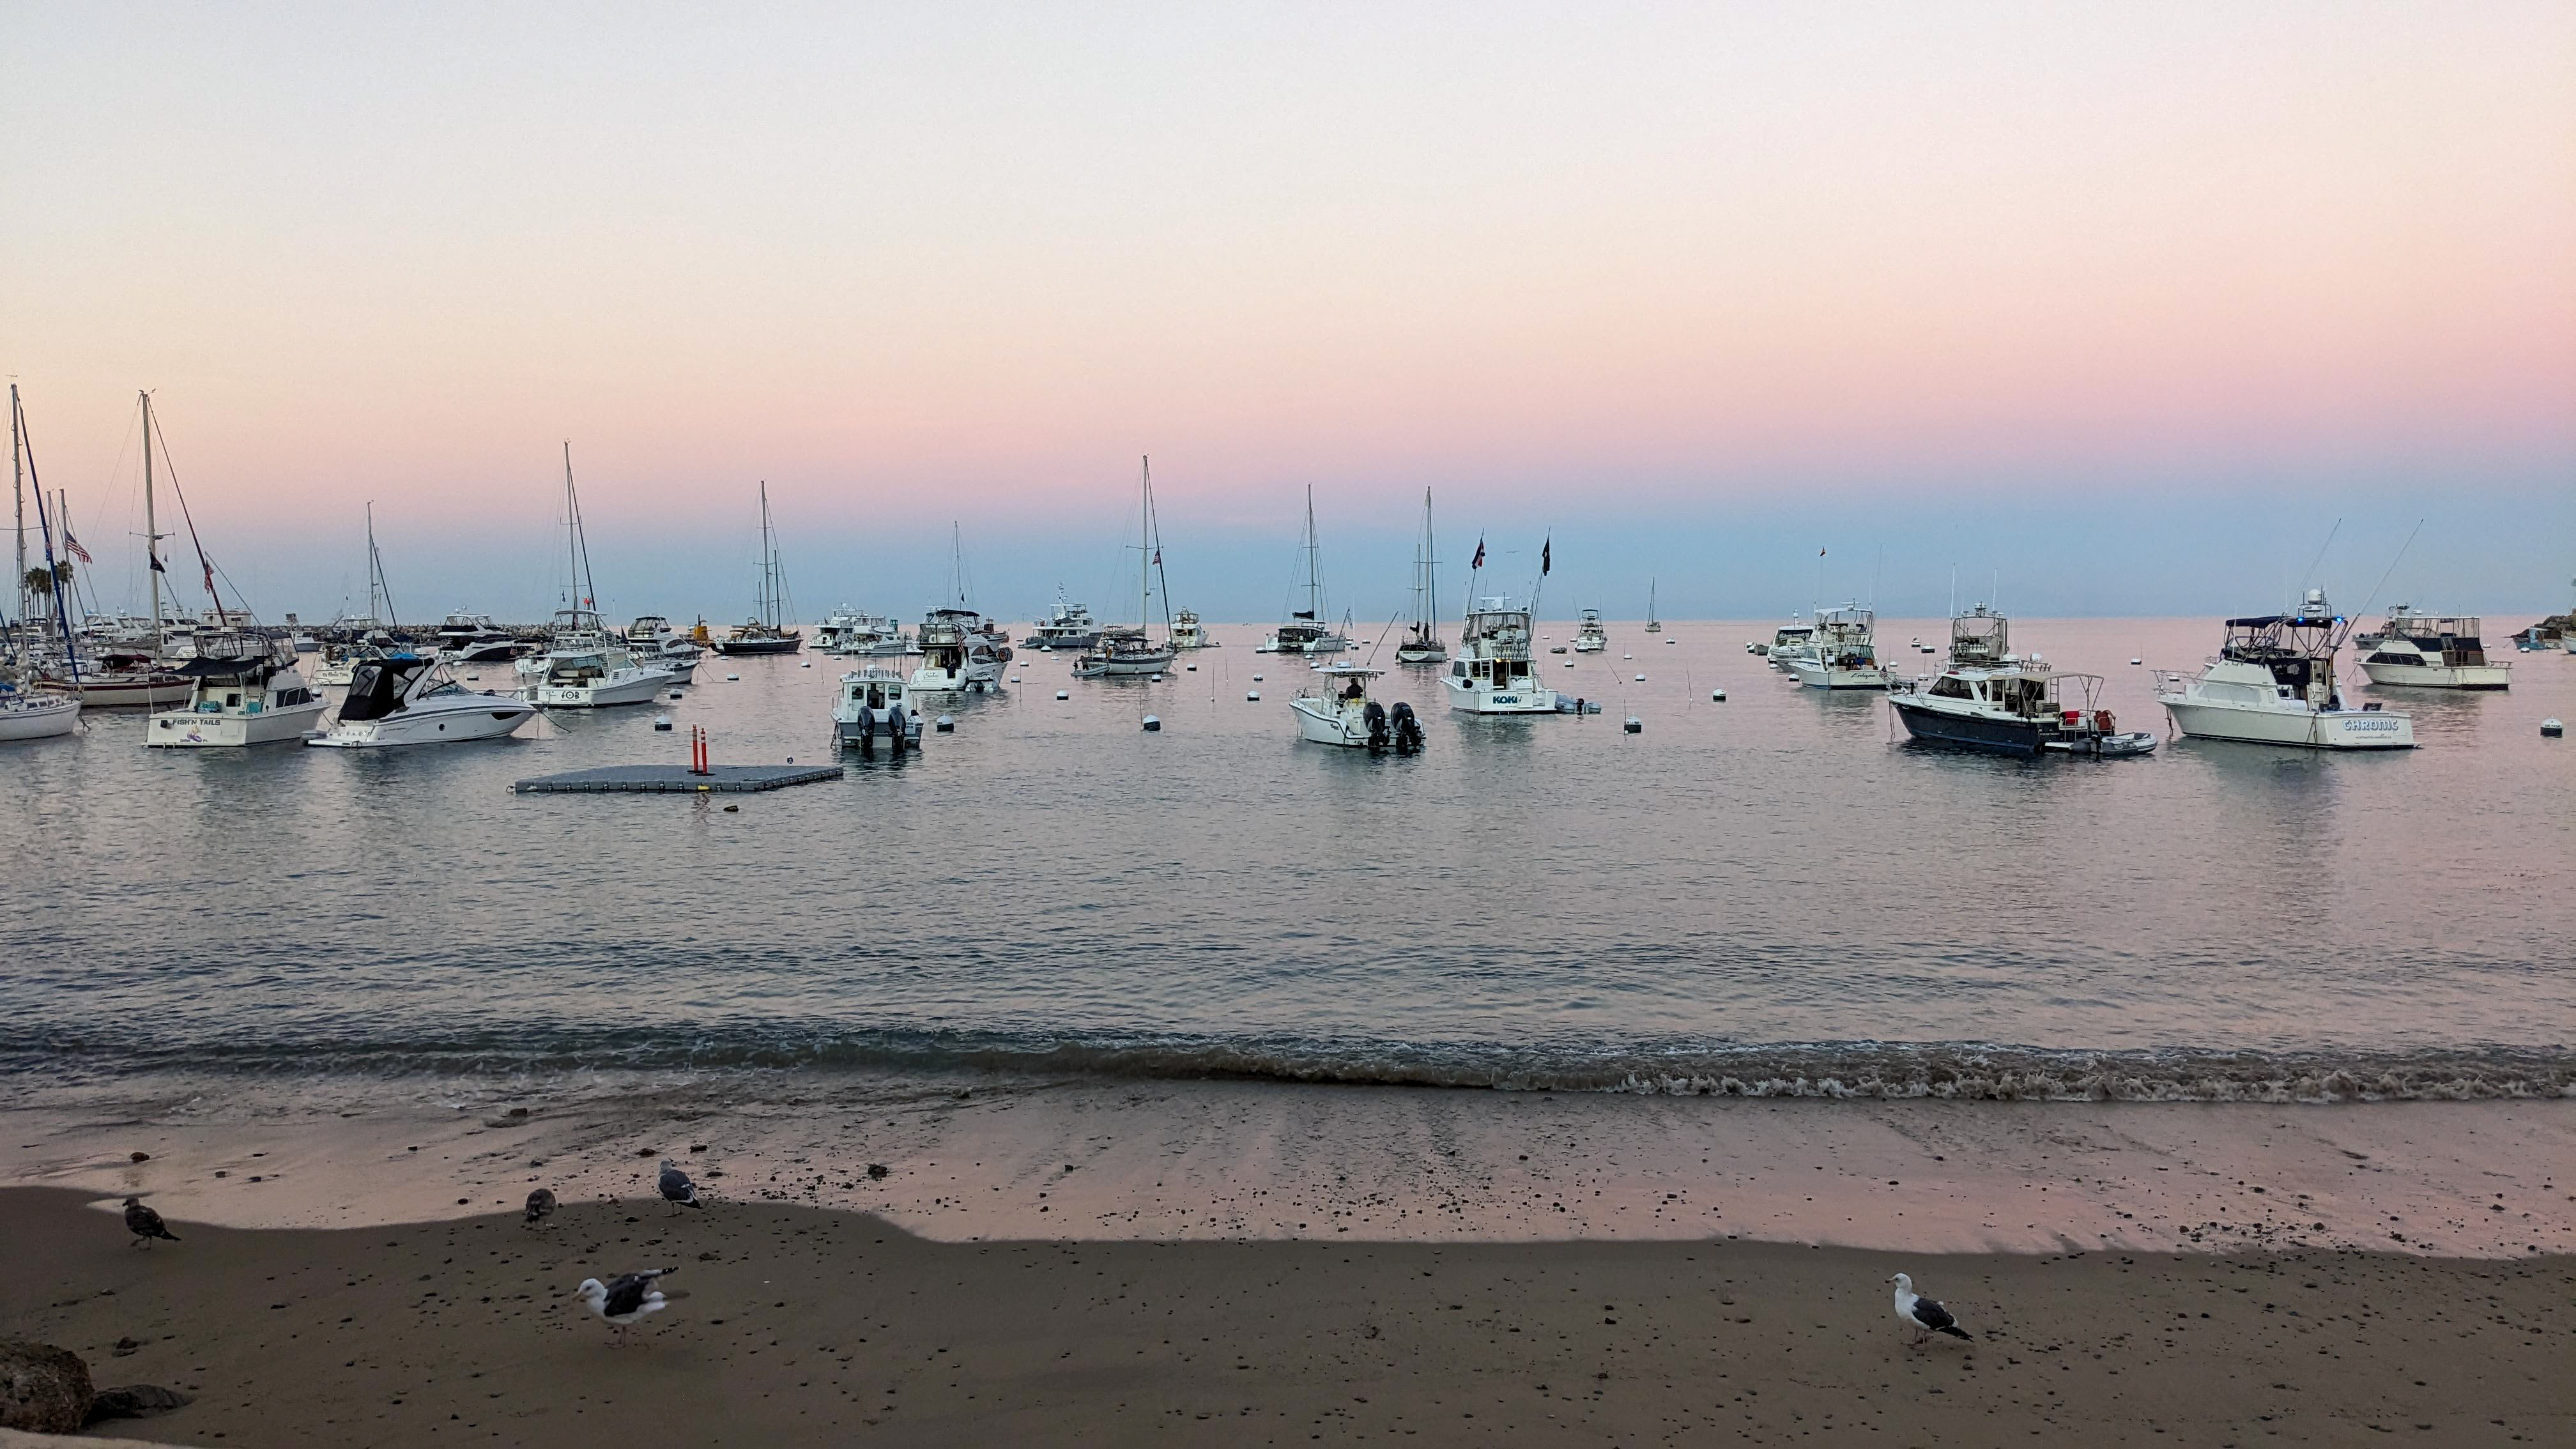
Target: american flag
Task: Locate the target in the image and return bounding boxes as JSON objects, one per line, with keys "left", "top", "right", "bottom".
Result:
{"left": 64, "top": 530, "right": 93, "bottom": 565}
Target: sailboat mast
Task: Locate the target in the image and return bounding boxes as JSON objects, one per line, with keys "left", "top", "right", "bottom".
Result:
{"left": 758, "top": 481, "right": 774, "bottom": 627}
{"left": 142, "top": 392, "right": 161, "bottom": 648}
{"left": 10, "top": 386, "right": 23, "bottom": 636}
{"left": 562, "top": 442, "right": 596, "bottom": 618}
{"left": 1304, "top": 486, "right": 1321, "bottom": 620}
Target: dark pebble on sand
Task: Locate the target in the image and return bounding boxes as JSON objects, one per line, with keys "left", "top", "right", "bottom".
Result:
{"left": 868, "top": 1164, "right": 889, "bottom": 1179}
{"left": 130, "top": 1152, "right": 150, "bottom": 1163}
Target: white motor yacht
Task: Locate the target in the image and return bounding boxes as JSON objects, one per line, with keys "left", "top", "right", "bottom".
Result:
{"left": 910, "top": 608, "right": 1006, "bottom": 693}
{"left": 146, "top": 638, "right": 328, "bottom": 747}
{"left": 1571, "top": 610, "right": 1609, "bottom": 653}
{"left": 834, "top": 666, "right": 922, "bottom": 749}
{"left": 1291, "top": 663, "right": 1424, "bottom": 751}
{"left": 309, "top": 652, "right": 534, "bottom": 747}
{"left": 310, "top": 630, "right": 399, "bottom": 687}
{"left": 2153, "top": 591, "right": 2414, "bottom": 749}
{"left": 2353, "top": 606, "right": 2510, "bottom": 690}
{"left": 624, "top": 616, "right": 702, "bottom": 682}
{"left": 1169, "top": 609, "right": 1218, "bottom": 650}
{"left": 1020, "top": 595, "right": 1099, "bottom": 652}
{"left": 1443, "top": 597, "right": 1560, "bottom": 714}
{"left": 1763, "top": 620, "right": 1814, "bottom": 669}
{"left": 1781, "top": 604, "right": 1889, "bottom": 689}
{"left": 434, "top": 611, "right": 524, "bottom": 661}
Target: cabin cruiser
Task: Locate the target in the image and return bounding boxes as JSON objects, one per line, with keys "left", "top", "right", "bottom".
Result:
{"left": 1020, "top": 596, "right": 1100, "bottom": 652}
{"left": 910, "top": 608, "right": 1006, "bottom": 693}
{"left": 1442, "top": 597, "right": 1560, "bottom": 714}
{"left": 1257, "top": 615, "right": 1351, "bottom": 655}
{"left": 2152, "top": 591, "right": 2414, "bottom": 749}
{"left": 1170, "top": 609, "right": 1218, "bottom": 650}
{"left": 1761, "top": 621, "right": 1814, "bottom": 668}
{"left": 833, "top": 666, "right": 922, "bottom": 749}
{"left": 1291, "top": 663, "right": 1423, "bottom": 751}
{"left": 308, "top": 653, "right": 535, "bottom": 747}
{"left": 1781, "top": 604, "right": 1889, "bottom": 689}
{"left": 518, "top": 609, "right": 675, "bottom": 707}
{"left": 623, "top": 616, "right": 702, "bottom": 682}
{"left": 1571, "top": 610, "right": 1608, "bottom": 653}
{"left": 815, "top": 610, "right": 910, "bottom": 656}
{"left": 146, "top": 637, "right": 327, "bottom": 747}
{"left": 2353, "top": 606, "right": 2509, "bottom": 689}
{"left": 1888, "top": 607, "right": 2154, "bottom": 757}
{"left": 434, "top": 611, "right": 525, "bottom": 662}
{"left": 1072, "top": 625, "right": 1177, "bottom": 678}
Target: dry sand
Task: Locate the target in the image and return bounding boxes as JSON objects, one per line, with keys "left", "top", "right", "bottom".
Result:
{"left": 4, "top": 1186, "right": 2570, "bottom": 1447}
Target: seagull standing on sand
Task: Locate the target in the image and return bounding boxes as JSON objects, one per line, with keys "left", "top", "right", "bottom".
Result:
{"left": 525, "top": 1188, "right": 556, "bottom": 1227}
{"left": 122, "top": 1197, "right": 180, "bottom": 1247}
{"left": 576, "top": 1267, "right": 676, "bottom": 1346}
{"left": 657, "top": 1160, "right": 702, "bottom": 1213}
{"left": 1891, "top": 1273, "right": 1973, "bottom": 1344}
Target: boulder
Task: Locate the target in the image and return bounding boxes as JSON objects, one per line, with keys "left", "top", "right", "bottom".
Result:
{"left": 0, "top": 1340, "right": 93, "bottom": 1434}
{"left": 88, "top": 1384, "right": 192, "bottom": 1422}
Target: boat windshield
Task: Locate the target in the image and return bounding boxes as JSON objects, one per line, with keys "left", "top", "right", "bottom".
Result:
{"left": 339, "top": 658, "right": 432, "bottom": 721}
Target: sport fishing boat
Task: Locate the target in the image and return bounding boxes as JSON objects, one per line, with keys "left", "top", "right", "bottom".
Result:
{"left": 623, "top": 616, "right": 702, "bottom": 682}
{"left": 713, "top": 483, "right": 803, "bottom": 656}
{"left": 434, "top": 611, "right": 525, "bottom": 662}
{"left": 1395, "top": 489, "right": 1446, "bottom": 664}
{"left": 1443, "top": 595, "right": 1559, "bottom": 714}
{"left": 1020, "top": 594, "right": 1100, "bottom": 652}
{"left": 2152, "top": 590, "right": 2414, "bottom": 749}
{"left": 1887, "top": 606, "right": 2154, "bottom": 757}
{"left": 146, "top": 636, "right": 327, "bottom": 747}
{"left": 521, "top": 610, "right": 675, "bottom": 708}
{"left": 910, "top": 608, "right": 1006, "bottom": 693}
{"left": 1781, "top": 604, "right": 1889, "bottom": 689}
{"left": 309, "top": 652, "right": 534, "bottom": 747}
{"left": 1259, "top": 487, "right": 1352, "bottom": 655}
{"left": 1760, "top": 619, "right": 1814, "bottom": 666}
{"left": 1291, "top": 663, "right": 1423, "bottom": 751}
{"left": 2352, "top": 606, "right": 2510, "bottom": 690}
{"left": 833, "top": 666, "right": 922, "bottom": 749}
{"left": 1571, "top": 610, "right": 1609, "bottom": 654}
{"left": 1169, "top": 609, "right": 1217, "bottom": 650}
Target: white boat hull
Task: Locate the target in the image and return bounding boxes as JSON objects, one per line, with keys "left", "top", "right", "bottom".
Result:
{"left": 45, "top": 674, "right": 192, "bottom": 709}
{"left": 2157, "top": 694, "right": 2415, "bottom": 749}
{"left": 309, "top": 700, "right": 535, "bottom": 747}
{"left": 1782, "top": 657, "right": 1889, "bottom": 689}
{"left": 148, "top": 699, "right": 330, "bottom": 747}
{"left": 0, "top": 696, "right": 82, "bottom": 741}
{"left": 528, "top": 669, "right": 673, "bottom": 708}
{"left": 1442, "top": 678, "right": 1560, "bottom": 714}
{"left": 1289, "top": 695, "right": 1370, "bottom": 745}
{"left": 2358, "top": 660, "right": 2510, "bottom": 690}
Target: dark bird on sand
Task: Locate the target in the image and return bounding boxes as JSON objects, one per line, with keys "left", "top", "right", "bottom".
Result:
{"left": 657, "top": 1159, "right": 702, "bottom": 1211}
{"left": 1891, "top": 1273, "right": 1973, "bottom": 1343}
{"left": 576, "top": 1266, "right": 676, "bottom": 1346}
{"left": 123, "top": 1196, "right": 180, "bottom": 1246}
{"left": 525, "top": 1187, "right": 557, "bottom": 1226}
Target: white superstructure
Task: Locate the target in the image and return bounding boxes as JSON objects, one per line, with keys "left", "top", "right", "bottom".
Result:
{"left": 1443, "top": 597, "right": 1560, "bottom": 714}
{"left": 146, "top": 638, "right": 328, "bottom": 747}
{"left": 1781, "top": 604, "right": 1889, "bottom": 689}
{"left": 2353, "top": 606, "right": 2510, "bottom": 690}
{"left": 2153, "top": 591, "right": 2414, "bottom": 749}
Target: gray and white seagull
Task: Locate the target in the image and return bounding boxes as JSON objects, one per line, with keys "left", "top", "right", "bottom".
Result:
{"left": 575, "top": 1266, "right": 676, "bottom": 1346}
{"left": 1890, "top": 1272, "right": 1973, "bottom": 1345}
{"left": 657, "top": 1159, "right": 703, "bottom": 1213}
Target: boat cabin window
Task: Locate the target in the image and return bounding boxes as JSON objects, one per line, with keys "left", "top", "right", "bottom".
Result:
{"left": 1929, "top": 677, "right": 1972, "bottom": 699}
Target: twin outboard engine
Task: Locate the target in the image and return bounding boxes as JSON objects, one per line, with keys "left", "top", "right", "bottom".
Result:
{"left": 886, "top": 703, "right": 910, "bottom": 752}
{"left": 1363, "top": 700, "right": 1390, "bottom": 750}
{"left": 849, "top": 704, "right": 877, "bottom": 749}
{"left": 1388, "top": 701, "right": 1423, "bottom": 754}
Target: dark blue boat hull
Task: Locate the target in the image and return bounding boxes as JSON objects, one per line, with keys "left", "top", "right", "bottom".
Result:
{"left": 1891, "top": 698, "right": 2046, "bottom": 756}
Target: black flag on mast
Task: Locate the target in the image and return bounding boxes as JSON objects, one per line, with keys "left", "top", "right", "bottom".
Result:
{"left": 1541, "top": 537, "right": 1551, "bottom": 576}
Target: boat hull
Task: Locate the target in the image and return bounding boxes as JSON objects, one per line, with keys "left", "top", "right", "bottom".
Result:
{"left": 1395, "top": 646, "right": 1447, "bottom": 664}
{"left": 528, "top": 670, "right": 673, "bottom": 708}
{"left": 0, "top": 696, "right": 82, "bottom": 741}
{"left": 2358, "top": 661, "right": 2510, "bottom": 689}
{"left": 41, "top": 673, "right": 192, "bottom": 708}
{"left": 1890, "top": 697, "right": 2044, "bottom": 755}
{"left": 1442, "top": 678, "right": 1560, "bottom": 714}
{"left": 1289, "top": 696, "right": 1369, "bottom": 746}
{"left": 447, "top": 640, "right": 527, "bottom": 663}
{"left": 1782, "top": 657, "right": 1889, "bottom": 689}
{"left": 713, "top": 636, "right": 802, "bottom": 656}
{"left": 308, "top": 700, "right": 535, "bottom": 747}
{"left": 2157, "top": 695, "right": 2416, "bottom": 749}
{"left": 147, "top": 699, "right": 330, "bottom": 747}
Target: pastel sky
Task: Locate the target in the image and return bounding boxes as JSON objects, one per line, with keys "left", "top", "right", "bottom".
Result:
{"left": 6, "top": 2, "right": 2572, "bottom": 624}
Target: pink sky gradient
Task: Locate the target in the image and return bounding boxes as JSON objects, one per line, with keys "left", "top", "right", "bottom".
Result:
{"left": 4, "top": 2, "right": 2571, "bottom": 542}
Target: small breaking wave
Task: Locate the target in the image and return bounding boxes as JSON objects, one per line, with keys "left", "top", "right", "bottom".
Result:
{"left": 3, "top": 1024, "right": 2570, "bottom": 1104}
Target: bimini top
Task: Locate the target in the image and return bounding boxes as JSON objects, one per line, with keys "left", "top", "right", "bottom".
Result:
{"left": 1310, "top": 663, "right": 1383, "bottom": 679}
{"left": 2225, "top": 613, "right": 2340, "bottom": 631}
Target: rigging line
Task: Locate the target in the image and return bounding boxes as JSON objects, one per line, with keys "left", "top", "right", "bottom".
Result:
{"left": 2350, "top": 518, "right": 2426, "bottom": 629}
{"left": 22, "top": 408, "right": 85, "bottom": 679}
{"left": 145, "top": 402, "right": 238, "bottom": 625}
{"left": 2299, "top": 518, "right": 2343, "bottom": 595}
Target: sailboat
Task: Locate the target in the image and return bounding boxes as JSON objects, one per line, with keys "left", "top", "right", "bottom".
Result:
{"left": 518, "top": 443, "right": 675, "bottom": 708}
{"left": 715, "top": 482, "right": 802, "bottom": 655}
{"left": 312, "top": 503, "right": 402, "bottom": 685}
{"left": 1395, "top": 489, "right": 1446, "bottom": 664}
{"left": 4, "top": 385, "right": 83, "bottom": 741}
{"left": 1073, "top": 457, "right": 1179, "bottom": 678}
{"left": 1644, "top": 579, "right": 1662, "bottom": 634}
{"left": 1257, "top": 487, "right": 1351, "bottom": 655}
{"left": 35, "top": 391, "right": 188, "bottom": 707}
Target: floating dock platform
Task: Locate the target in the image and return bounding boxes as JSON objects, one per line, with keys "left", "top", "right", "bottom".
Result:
{"left": 512, "top": 763, "right": 843, "bottom": 794}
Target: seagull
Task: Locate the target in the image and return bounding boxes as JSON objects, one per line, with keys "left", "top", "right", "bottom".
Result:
{"left": 657, "top": 1160, "right": 702, "bottom": 1213}
{"left": 525, "top": 1188, "right": 556, "bottom": 1227}
{"left": 122, "top": 1197, "right": 180, "bottom": 1247}
{"left": 576, "top": 1267, "right": 676, "bottom": 1346}
{"left": 1890, "top": 1273, "right": 1973, "bottom": 1344}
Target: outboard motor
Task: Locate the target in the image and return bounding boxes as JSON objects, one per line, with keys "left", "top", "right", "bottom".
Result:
{"left": 852, "top": 704, "right": 877, "bottom": 750}
{"left": 887, "top": 704, "right": 909, "bottom": 752}
{"left": 1389, "top": 701, "right": 1423, "bottom": 754}
{"left": 1363, "top": 700, "right": 1390, "bottom": 750}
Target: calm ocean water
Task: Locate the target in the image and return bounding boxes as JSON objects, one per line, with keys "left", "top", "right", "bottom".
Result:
{"left": 6, "top": 618, "right": 2572, "bottom": 1103}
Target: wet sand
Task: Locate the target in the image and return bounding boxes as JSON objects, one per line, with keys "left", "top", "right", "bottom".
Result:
{"left": 6, "top": 1186, "right": 2570, "bottom": 1447}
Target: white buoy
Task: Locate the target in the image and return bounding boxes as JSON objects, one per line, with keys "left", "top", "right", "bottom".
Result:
{"left": 1141, "top": 715, "right": 1161, "bottom": 732}
{"left": 1623, "top": 716, "right": 1641, "bottom": 733}
{"left": 1151, "top": 673, "right": 1163, "bottom": 681}
{"left": 668, "top": 689, "right": 683, "bottom": 700}
{"left": 1185, "top": 664, "right": 1196, "bottom": 671}
{"left": 1009, "top": 675, "right": 1022, "bottom": 683}
{"left": 1563, "top": 661, "right": 1575, "bottom": 668}
{"left": 1252, "top": 673, "right": 1263, "bottom": 682}
{"left": 2545, "top": 717, "right": 2565, "bottom": 737}
{"left": 1665, "top": 638, "right": 1675, "bottom": 645}
{"left": 1623, "top": 653, "right": 1633, "bottom": 660}
{"left": 1634, "top": 673, "right": 1646, "bottom": 682}
{"left": 1055, "top": 689, "right": 1070, "bottom": 700}
{"left": 1711, "top": 688, "right": 1726, "bottom": 702}
{"left": 935, "top": 715, "right": 955, "bottom": 732}
{"left": 2130, "top": 657, "right": 2142, "bottom": 666}
{"left": 652, "top": 714, "right": 672, "bottom": 731}
{"left": 464, "top": 673, "right": 480, "bottom": 682}
{"left": 1246, "top": 690, "right": 1261, "bottom": 700}
{"left": 726, "top": 673, "right": 740, "bottom": 681}
{"left": 801, "top": 661, "right": 812, "bottom": 668}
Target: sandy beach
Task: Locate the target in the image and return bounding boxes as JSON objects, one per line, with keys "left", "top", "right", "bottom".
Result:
{"left": 4, "top": 1082, "right": 2573, "bottom": 1445}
